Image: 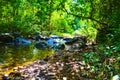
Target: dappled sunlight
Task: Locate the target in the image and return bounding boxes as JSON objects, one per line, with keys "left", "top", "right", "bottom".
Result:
{"left": 0, "top": 0, "right": 120, "bottom": 79}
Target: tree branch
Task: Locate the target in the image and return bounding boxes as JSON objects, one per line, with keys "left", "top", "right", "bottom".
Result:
{"left": 62, "top": 7, "right": 108, "bottom": 27}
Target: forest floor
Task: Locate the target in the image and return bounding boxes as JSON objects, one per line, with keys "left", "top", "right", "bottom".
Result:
{"left": 1, "top": 45, "right": 120, "bottom": 80}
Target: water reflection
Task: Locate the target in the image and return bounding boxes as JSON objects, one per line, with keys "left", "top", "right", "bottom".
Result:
{"left": 0, "top": 44, "right": 54, "bottom": 73}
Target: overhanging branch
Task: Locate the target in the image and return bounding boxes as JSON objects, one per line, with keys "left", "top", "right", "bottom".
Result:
{"left": 62, "top": 8, "right": 108, "bottom": 27}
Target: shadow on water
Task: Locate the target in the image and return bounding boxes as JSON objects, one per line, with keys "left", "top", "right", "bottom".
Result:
{"left": 0, "top": 43, "right": 54, "bottom": 73}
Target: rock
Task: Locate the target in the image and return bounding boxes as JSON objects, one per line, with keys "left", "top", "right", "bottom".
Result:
{"left": 50, "top": 35, "right": 63, "bottom": 39}
{"left": 0, "top": 33, "right": 14, "bottom": 43}
{"left": 0, "top": 33, "right": 32, "bottom": 46}
{"left": 50, "top": 35, "right": 59, "bottom": 38}
{"left": 45, "top": 38, "right": 56, "bottom": 46}
{"left": 12, "top": 32, "right": 20, "bottom": 38}
{"left": 51, "top": 44, "right": 65, "bottom": 50}
{"left": 35, "top": 34, "right": 46, "bottom": 41}
{"left": 9, "top": 72, "right": 25, "bottom": 80}
{"left": 35, "top": 77, "right": 41, "bottom": 80}
{"left": 15, "top": 37, "right": 31, "bottom": 45}
{"left": 28, "top": 33, "right": 48, "bottom": 41}
{"left": 63, "top": 38, "right": 73, "bottom": 44}
{"left": 2, "top": 74, "right": 8, "bottom": 80}
{"left": 45, "top": 37, "right": 66, "bottom": 50}
{"left": 63, "top": 77, "right": 67, "bottom": 80}
{"left": 64, "top": 36, "right": 87, "bottom": 49}
{"left": 45, "top": 37, "right": 65, "bottom": 45}
{"left": 47, "top": 72, "right": 56, "bottom": 76}
{"left": 63, "top": 37, "right": 79, "bottom": 45}
{"left": 35, "top": 42, "right": 48, "bottom": 49}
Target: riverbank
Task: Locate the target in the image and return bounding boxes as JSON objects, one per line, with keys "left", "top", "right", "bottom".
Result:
{"left": 1, "top": 45, "right": 120, "bottom": 80}
{"left": 1, "top": 49, "right": 87, "bottom": 80}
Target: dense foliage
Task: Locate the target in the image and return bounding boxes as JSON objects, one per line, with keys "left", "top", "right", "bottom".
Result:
{"left": 0, "top": 0, "right": 120, "bottom": 79}
{"left": 0, "top": 0, "right": 120, "bottom": 44}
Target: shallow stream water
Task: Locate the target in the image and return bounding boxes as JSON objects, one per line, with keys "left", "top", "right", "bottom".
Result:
{"left": 0, "top": 43, "right": 54, "bottom": 74}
